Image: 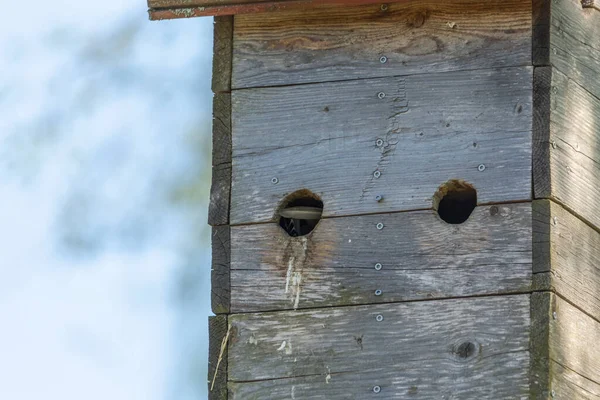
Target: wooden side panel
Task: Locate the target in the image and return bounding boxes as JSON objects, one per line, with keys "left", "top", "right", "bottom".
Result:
{"left": 208, "top": 315, "right": 229, "bottom": 400}
{"left": 230, "top": 203, "right": 532, "bottom": 313}
{"left": 544, "top": 201, "right": 600, "bottom": 322}
{"left": 550, "top": 361, "right": 600, "bottom": 400}
{"left": 535, "top": 68, "right": 600, "bottom": 232}
{"left": 550, "top": 0, "right": 600, "bottom": 100}
{"left": 231, "top": 67, "right": 532, "bottom": 225}
{"left": 550, "top": 295, "right": 600, "bottom": 398}
{"left": 231, "top": 0, "right": 532, "bottom": 88}
{"left": 212, "top": 226, "right": 231, "bottom": 314}
{"left": 227, "top": 295, "right": 530, "bottom": 399}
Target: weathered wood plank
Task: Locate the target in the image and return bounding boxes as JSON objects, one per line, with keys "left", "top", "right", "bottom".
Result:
{"left": 533, "top": 66, "right": 552, "bottom": 198}
{"left": 543, "top": 200, "right": 600, "bottom": 323}
{"left": 550, "top": 295, "right": 600, "bottom": 394}
{"left": 550, "top": 0, "right": 600, "bottom": 99}
{"left": 227, "top": 295, "right": 531, "bottom": 398}
{"left": 149, "top": 0, "right": 413, "bottom": 19}
{"left": 212, "top": 226, "right": 231, "bottom": 314}
{"left": 213, "top": 17, "right": 234, "bottom": 93}
{"left": 231, "top": 66, "right": 533, "bottom": 225}
{"left": 535, "top": 67, "right": 600, "bottom": 232}
{"left": 533, "top": 0, "right": 551, "bottom": 65}
{"left": 230, "top": 203, "right": 532, "bottom": 312}
{"left": 208, "top": 163, "right": 231, "bottom": 226}
{"left": 551, "top": 361, "right": 600, "bottom": 400}
{"left": 531, "top": 292, "right": 552, "bottom": 400}
{"left": 232, "top": 0, "right": 532, "bottom": 88}
{"left": 212, "top": 92, "right": 232, "bottom": 167}
{"left": 208, "top": 315, "right": 229, "bottom": 400}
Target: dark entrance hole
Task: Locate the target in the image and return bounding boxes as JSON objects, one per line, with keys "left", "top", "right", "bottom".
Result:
{"left": 278, "top": 190, "right": 323, "bottom": 237}
{"left": 433, "top": 180, "right": 477, "bottom": 224}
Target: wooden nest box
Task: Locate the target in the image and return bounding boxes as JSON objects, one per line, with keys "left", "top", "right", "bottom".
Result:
{"left": 149, "top": 0, "right": 600, "bottom": 398}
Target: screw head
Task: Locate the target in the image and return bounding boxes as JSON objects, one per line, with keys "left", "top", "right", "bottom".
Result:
{"left": 373, "top": 170, "right": 381, "bottom": 179}
{"left": 478, "top": 164, "right": 486, "bottom": 172}
{"left": 551, "top": 390, "right": 556, "bottom": 397}
{"left": 375, "top": 263, "right": 382, "bottom": 271}
{"left": 379, "top": 56, "right": 388, "bottom": 64}
{"left": 376, "top": 223, "right": 384, "bottom": 230}
{"left": 375, "top": 195, "right": 383, "bottom": 202}
{"left": 380, "top": 4, "right": 388, "bottom": 11}
{"left": 377, "top": 92, "right": 386, "bottom": 99}
{"left": 271, "top": 177, "right": 279, "bottom": 184}
{"left": 376, "top": 138, "right": 384, "bottom": 147}
{"left": 375, "top": 289, "right": 383, "bottom": 296}
{"left": 373, "top": 385, "right": 382, "bottom": 393}
{"left": 376, "top": 314, "right": 384, "bottom": 322}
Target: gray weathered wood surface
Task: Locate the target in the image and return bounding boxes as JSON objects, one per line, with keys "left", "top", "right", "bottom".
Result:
{"left": 208, "top": 315, "right": 229, "bottom": 400}
{"left": 212, "top": 16, "right": 233, "bottom": 93}
{"left": 231, "top": 0, "right": 532, "bottom": 88}
{"left": 549, "top": 0, "right": 600, "bottom": 99}
{"left": 230, "top": 203, "right": 532, "bottom": 312}
{"left": 231, "top": 66, "right": 532, "bottom": 225}
{"left": 534, "top": 67, "right": 600, "bottom": 232}
{"left": 227, "top": 295, "right": 530, "bottom": 399}
{"left": 550, "top": 294, "right": 600, "bottom": 396}
{"left": 209, "top": 92, "right": 232, "bottom": 226}
{"left": 534, "top": 200, "right": 600, "bottom": 322}
{"left": 212, "top": 226, "right": 231, "bottom": 314}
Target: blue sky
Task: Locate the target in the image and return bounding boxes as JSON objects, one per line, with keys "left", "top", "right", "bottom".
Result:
{"left": 1, "top": 2, "right": 214, "bottom": 399}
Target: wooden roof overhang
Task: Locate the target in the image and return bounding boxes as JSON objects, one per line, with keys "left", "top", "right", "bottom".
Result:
{"left": 149, "top": 0, "right": 600, "bottom": 20}
{"left": 149, "top": 0, "right": 420, "bottom": 20}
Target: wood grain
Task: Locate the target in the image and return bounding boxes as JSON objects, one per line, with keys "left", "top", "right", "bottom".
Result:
{"left": 539, "top": 200, "right": 600, "bottom": 323}
{"left": 232, "top": 0, "right": 531, "bottom": 88}
{"left": 208, "top": 163, "right": 231, "bottom": 226}
{"left": 212, "top": 226, "right": 231, "bottom": 314}
{"left": 535, "top": 67, "right": 600, "bottom": 232}
{"left": 533, "top": 0, "right": 551, "bottom": 66}
{"left": 551, "top": 361, "right": 600, "bottom": 399}
{"left": 212, "top": 92, "right": 231, "bottom": 167}
{"left": 549, "top": 0, "right": 600, "bottom": 99}
{"left": 212, "top": 16, "right": 233, "bottom": 93}
{"left": 230, "top": 203, "right": 532, "bottom": 313}
{"left": 550, "top": 295, "right": 600, "bottom": 393}
{"left": 208, "top": 315, "right": 229, "bottom": 400}
{"left": 227, "top": 295, "right": 530, "bottom": 399}
{"left": 531, "top": 292, "right": 552, "bottom": 399}
{"left": 231, "top": 66, "right": 533, "bottom": 225}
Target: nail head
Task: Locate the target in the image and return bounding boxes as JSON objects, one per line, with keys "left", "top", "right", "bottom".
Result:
{"left": 375, "top": 195, "right": 383, "bottom": 202}
{"left": 373, "top": 385, "right": 381, "bottom": 393}
{"left": 375, "top": 289, "right": 383, "bottom": 296}
{"left": 376, "top": 223, "right": 384, "bottom": 230}
{"left": 375, "top": 263, "right": 382, "bottom": 271}
{"left": 379, "top": 56, "right": 388, "bottom": 64}
{"left": 271, "top": 177, "right": 279, "bottom": 184}
{"left": 376, "top": 315, "right": 384, "bottom": 322}
{"left": 478, "top": 164, "right": 486, "bottom": 172}
{"left": 378, "top": 92, "right": 386, "bottom": 99}
{"left": 374, "top": 170, "right": 381, "bottom": 179}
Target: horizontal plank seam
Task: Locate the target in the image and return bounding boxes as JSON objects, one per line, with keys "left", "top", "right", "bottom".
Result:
{"left": 554, "top": 290, "right": 600, "bottom": 326}
{"left": 535, "top": 197, "right": 600, "bottom": 237}
{"left": 232, "top": 262, "right": 533, "bottom": 272}
{"left": 229, "top": 199, "right": 532, "bottom": 227}
{"left": 550, "top": 358, "right": 600, "bottom": 388}
{"left": 230, "top": 64, "right": 534, "bottom": 92}
{"left": 230, "top": 290, "right": 532, "bottom": 315}
{"left": 228, "top": 349, "right": 531, "bottom": 383}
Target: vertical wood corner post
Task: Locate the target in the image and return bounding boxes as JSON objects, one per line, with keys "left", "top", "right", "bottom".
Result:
{"left": 149, "top": 0, "right": 600, "bottom": 398}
